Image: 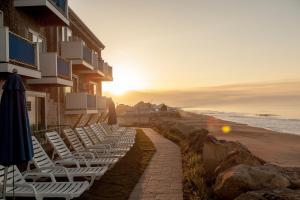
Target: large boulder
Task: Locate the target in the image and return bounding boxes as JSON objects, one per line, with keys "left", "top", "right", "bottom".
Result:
{"left": 234, "top": 189, "right": 300, "bottom": 200}
{"left": 214, "top": 148, "right": 266, "bottom": 176}
{"left": 214, "top": 164, "right": 291, "bottom": 200}
{"left": 202, "top": 139, "right": 249, "bottom": 175}
{"left": 280, "top": 167, "right": 300, "bottom": 189}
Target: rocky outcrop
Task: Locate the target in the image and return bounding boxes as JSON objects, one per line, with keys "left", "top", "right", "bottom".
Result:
{"left": 214, "top": 148, "right": 266, "bottom": 176}
{"left": 214, "top": 164, "right": 292, "bottom": 200}
{"left": 202, "top": 139, "right": 250, "bottom": 176}
{"left": 234, "top": 189, "right": 300, "bottom": 200}
{"left": 119, "top": 110, "right": 300, "bottom": 200}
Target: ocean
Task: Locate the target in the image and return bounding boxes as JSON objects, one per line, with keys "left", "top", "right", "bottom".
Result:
{"left": 184, "top": 109, "right": 300, "bottom": 135}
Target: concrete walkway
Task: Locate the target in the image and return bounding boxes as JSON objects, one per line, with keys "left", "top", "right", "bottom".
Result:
{"left": 129, "top": 128, "right": 183, "bottom": 200}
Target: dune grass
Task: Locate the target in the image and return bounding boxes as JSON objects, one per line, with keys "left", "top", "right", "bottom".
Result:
{"left": 153, "top": 126, "right": 210, "bottom": 200}
{"left": 78, "top": 129, "right": 156, "bottom": 200}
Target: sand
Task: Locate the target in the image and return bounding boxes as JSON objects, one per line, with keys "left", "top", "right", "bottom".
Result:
{"left": 179, "top": 111, "right": 300, "bottom": 167}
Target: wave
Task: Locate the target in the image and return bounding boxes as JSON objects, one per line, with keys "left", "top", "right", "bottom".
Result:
{"left": 184, "top": 108, "right": 300, "bottom": 135}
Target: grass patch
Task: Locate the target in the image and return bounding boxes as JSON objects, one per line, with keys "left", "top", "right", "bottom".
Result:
{"left": 79, "top": 129, "right": 156, "bottom": 200}
{"left": 153, "top": 125, "right": 210, "bottom": 200}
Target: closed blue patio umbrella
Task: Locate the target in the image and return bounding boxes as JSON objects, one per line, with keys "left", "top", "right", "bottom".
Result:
{"left": 0, "top": 73, "right": 34, "bottom": 199}
{"left": 107, "top": 98, "right": 117, "bottom": 125}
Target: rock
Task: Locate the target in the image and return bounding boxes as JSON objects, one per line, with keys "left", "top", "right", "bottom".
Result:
{"left": 281, "top": 167, "right": 300, "bottom": 189}
{"left": 214, "top": 148, "right": 266, "bottom": 176}
{"left": 234, "top": 189, "right": 300, "bottom": 200}
{"left": 202, "top": 139, "right": 249, "bottom": 176}
{"left": 214, "top": 164, "right": 291, "bottom": 200}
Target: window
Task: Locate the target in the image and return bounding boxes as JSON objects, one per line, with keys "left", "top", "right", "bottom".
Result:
{"left": 59, "top": 27, "right": 72, "bottom": 42}
{"left": 66, "top": 27, "right": 72, "bottom": 41}
{"left": 28, "top": 29, "right": 46, "bottom": 53}
{"left": 61, "top": 26, "right": 65, "bottom": 41}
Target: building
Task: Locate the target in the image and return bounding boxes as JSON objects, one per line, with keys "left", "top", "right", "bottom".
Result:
{"left": 0, "top": 0, "right": 113, "bottom": 131}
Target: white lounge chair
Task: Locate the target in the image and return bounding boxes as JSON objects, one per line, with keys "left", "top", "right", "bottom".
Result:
{"left": 75, "top": 127, "right": 128, "bottom": 156}
{"left": 84, "top": 126, "right": 133, "bottom": 150}
{"left": 45, "top": 131, "right": 117, "bottom": 166}
{"left": 99, "top": 123, "right": 136, "bottom": 140}
{"left": 89, "top": 125, "right": 134, "bottom": 148}
{"left": 30, "top": 136, "right": 108, "bottom": 188}
{"left": 0, "top": 165, "right": 89, "bottom": 200}
{"left": 63, "top": 128, "right": 120, "bottom": 161}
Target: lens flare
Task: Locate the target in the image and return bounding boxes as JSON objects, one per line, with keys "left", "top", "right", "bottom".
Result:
{"left": 221, "top": 125, "right": 231, "bottom": 134}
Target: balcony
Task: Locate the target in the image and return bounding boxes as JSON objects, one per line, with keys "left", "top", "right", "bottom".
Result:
{"left": 14, "top": 0, "right": 69, "bottom": 26}
{"left": 27, "top": 52, "right": 72, "bottom": 86}
{"left": 97, "top": 96, "right": 107, "bottom": 111}
{"left": 101, "top": 62, "right": 113, "bottom": 81}
{"left": 65, "top": 93, "right": 98, "bottom": 114}
{"left": 61, "top": 40, "right": 105, "bottom": 78}
{"left": 0, "top": 27, "right": 41, "bottom": 78}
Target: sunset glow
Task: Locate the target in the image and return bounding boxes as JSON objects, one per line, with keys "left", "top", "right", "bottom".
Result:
{"left": 102, "top": 66, "right": 147, "bottom": 96}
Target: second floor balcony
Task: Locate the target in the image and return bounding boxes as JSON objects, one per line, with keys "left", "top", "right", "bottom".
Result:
{"left": 61, "top": 40, "right": 105, "bottom": 79}
{"left": 101, "top": 62, "right": 113, "bottom": 81}
{"left": 65, "top": 93, "right": 98, "bottom": 115}
{"left": 27, "top": 52, "right": 72, "bottom": 86}
{"left": 14, "top": 0, "right": 69, "bottom": 26}
{"left": 97, "top": 96, "right": 107, "bottom": 111}
{"left": 0, "top": 27, "right": 41, "bottom": 78}
{"left": 61, "top": 40, "right": 98, "bottom": 71}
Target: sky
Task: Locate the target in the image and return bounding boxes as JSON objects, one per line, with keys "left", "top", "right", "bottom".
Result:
{"left": 69, "top": 0, "right": 300, "bottom": 115}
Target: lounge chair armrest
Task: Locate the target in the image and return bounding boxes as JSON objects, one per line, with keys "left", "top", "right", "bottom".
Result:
{"left": 40, "top": 166, "right": 73, "bottom": 182}
{"left": 88, "top": 144, "right": 112, "bottom": 149}
{"left": 23, "top": 172, "right": 56, "bottom": 182}
{"left": 54, "top": 158, "right": 81, "bottom": 168}
{"left": 73, "top": 151, "right": 95, "bottom": 159}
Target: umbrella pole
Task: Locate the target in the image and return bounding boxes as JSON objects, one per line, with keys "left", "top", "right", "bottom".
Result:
{"left": 2, "top": 166, "right": 8, "bottom": 200}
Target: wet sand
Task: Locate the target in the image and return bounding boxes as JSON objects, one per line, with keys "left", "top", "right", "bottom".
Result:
{"left": 179, "top": 111, "right": 300, "bottom": 167}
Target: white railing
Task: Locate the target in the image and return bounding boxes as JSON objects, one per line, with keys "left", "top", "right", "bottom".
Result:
{"left": 65, "top": 93, "right": 97, "bottom": 110}
{"left": 97, "top": 96, "right": 107, "bottom": 110}
{"left": 61, "top": 40, "right": 98, "bottom": 69}
{"left": 0, "top": 27, "right": 39, "bottom": 69}
{"left": 39, "top": 52, "right": 71, "bottom": 80}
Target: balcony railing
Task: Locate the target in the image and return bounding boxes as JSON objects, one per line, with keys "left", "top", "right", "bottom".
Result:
{"left": 57, "top": 56, "right": 70, "bottom": 79}
{"left": 87, "top": 94, "right": 97, "bottom": 109}
{"left": 49, "top": 0, "right": 67, "bottom": 15}
{"left": 83, "top": 46, "right": 93, "bottom": 65}
{"left": 61, "top": 41, "right": 98, "bottom": 70}
{"left": 98, "top": 60, "right": 104, "bottom": 72}
{"left": 65, "top": 93, "right": 97, "bottom": 110}
{"left": 97, "top": 96, "right": 107, "bottom": 110}
{"left": 9, "top": 32, "right": 37, "bottom": 68}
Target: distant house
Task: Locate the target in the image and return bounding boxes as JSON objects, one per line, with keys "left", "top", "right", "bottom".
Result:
{"left": 116, "top": 104, "right": 133, "bottom": 115}
{"left": 160, "top": 104, "right": 168, "bottom": 112}
{"left": 133, "top": 101, "right": 153, "bottom": 113}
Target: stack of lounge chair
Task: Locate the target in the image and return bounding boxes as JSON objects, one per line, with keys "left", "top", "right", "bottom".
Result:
{"left": 0, "top": 123, "right": 136, "bottom": 200}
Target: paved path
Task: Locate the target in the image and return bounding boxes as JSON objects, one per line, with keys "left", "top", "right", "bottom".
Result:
{"left": 129, "top": 128, "right": 183, "bottom": 200}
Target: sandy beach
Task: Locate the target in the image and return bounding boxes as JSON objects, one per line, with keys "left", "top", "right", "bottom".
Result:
{"left": 178, "top": 111, "right": 300, "bottom": 167}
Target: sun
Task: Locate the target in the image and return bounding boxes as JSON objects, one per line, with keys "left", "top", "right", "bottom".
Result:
{"left": 102, "top": 66, "right": 146, "bottom": 96}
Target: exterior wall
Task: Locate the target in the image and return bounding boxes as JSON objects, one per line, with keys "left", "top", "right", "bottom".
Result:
{"left": 0, "top": 1, "right": 110, "bottom": 129}
{"left": 0, "top": 0, "right": 48, "bottom": 128}
{"left": 0, "top": 0, "right": 46, "bottom": 42}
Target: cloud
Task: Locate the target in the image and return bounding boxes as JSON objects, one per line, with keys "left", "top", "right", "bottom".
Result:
{"left": 108, "top": 80, "right": 300, "bottom": 117}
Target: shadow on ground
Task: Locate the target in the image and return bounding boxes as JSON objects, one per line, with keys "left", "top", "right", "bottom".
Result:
{"left": 78, "top": 129, "right": 156, "bottom": 200}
